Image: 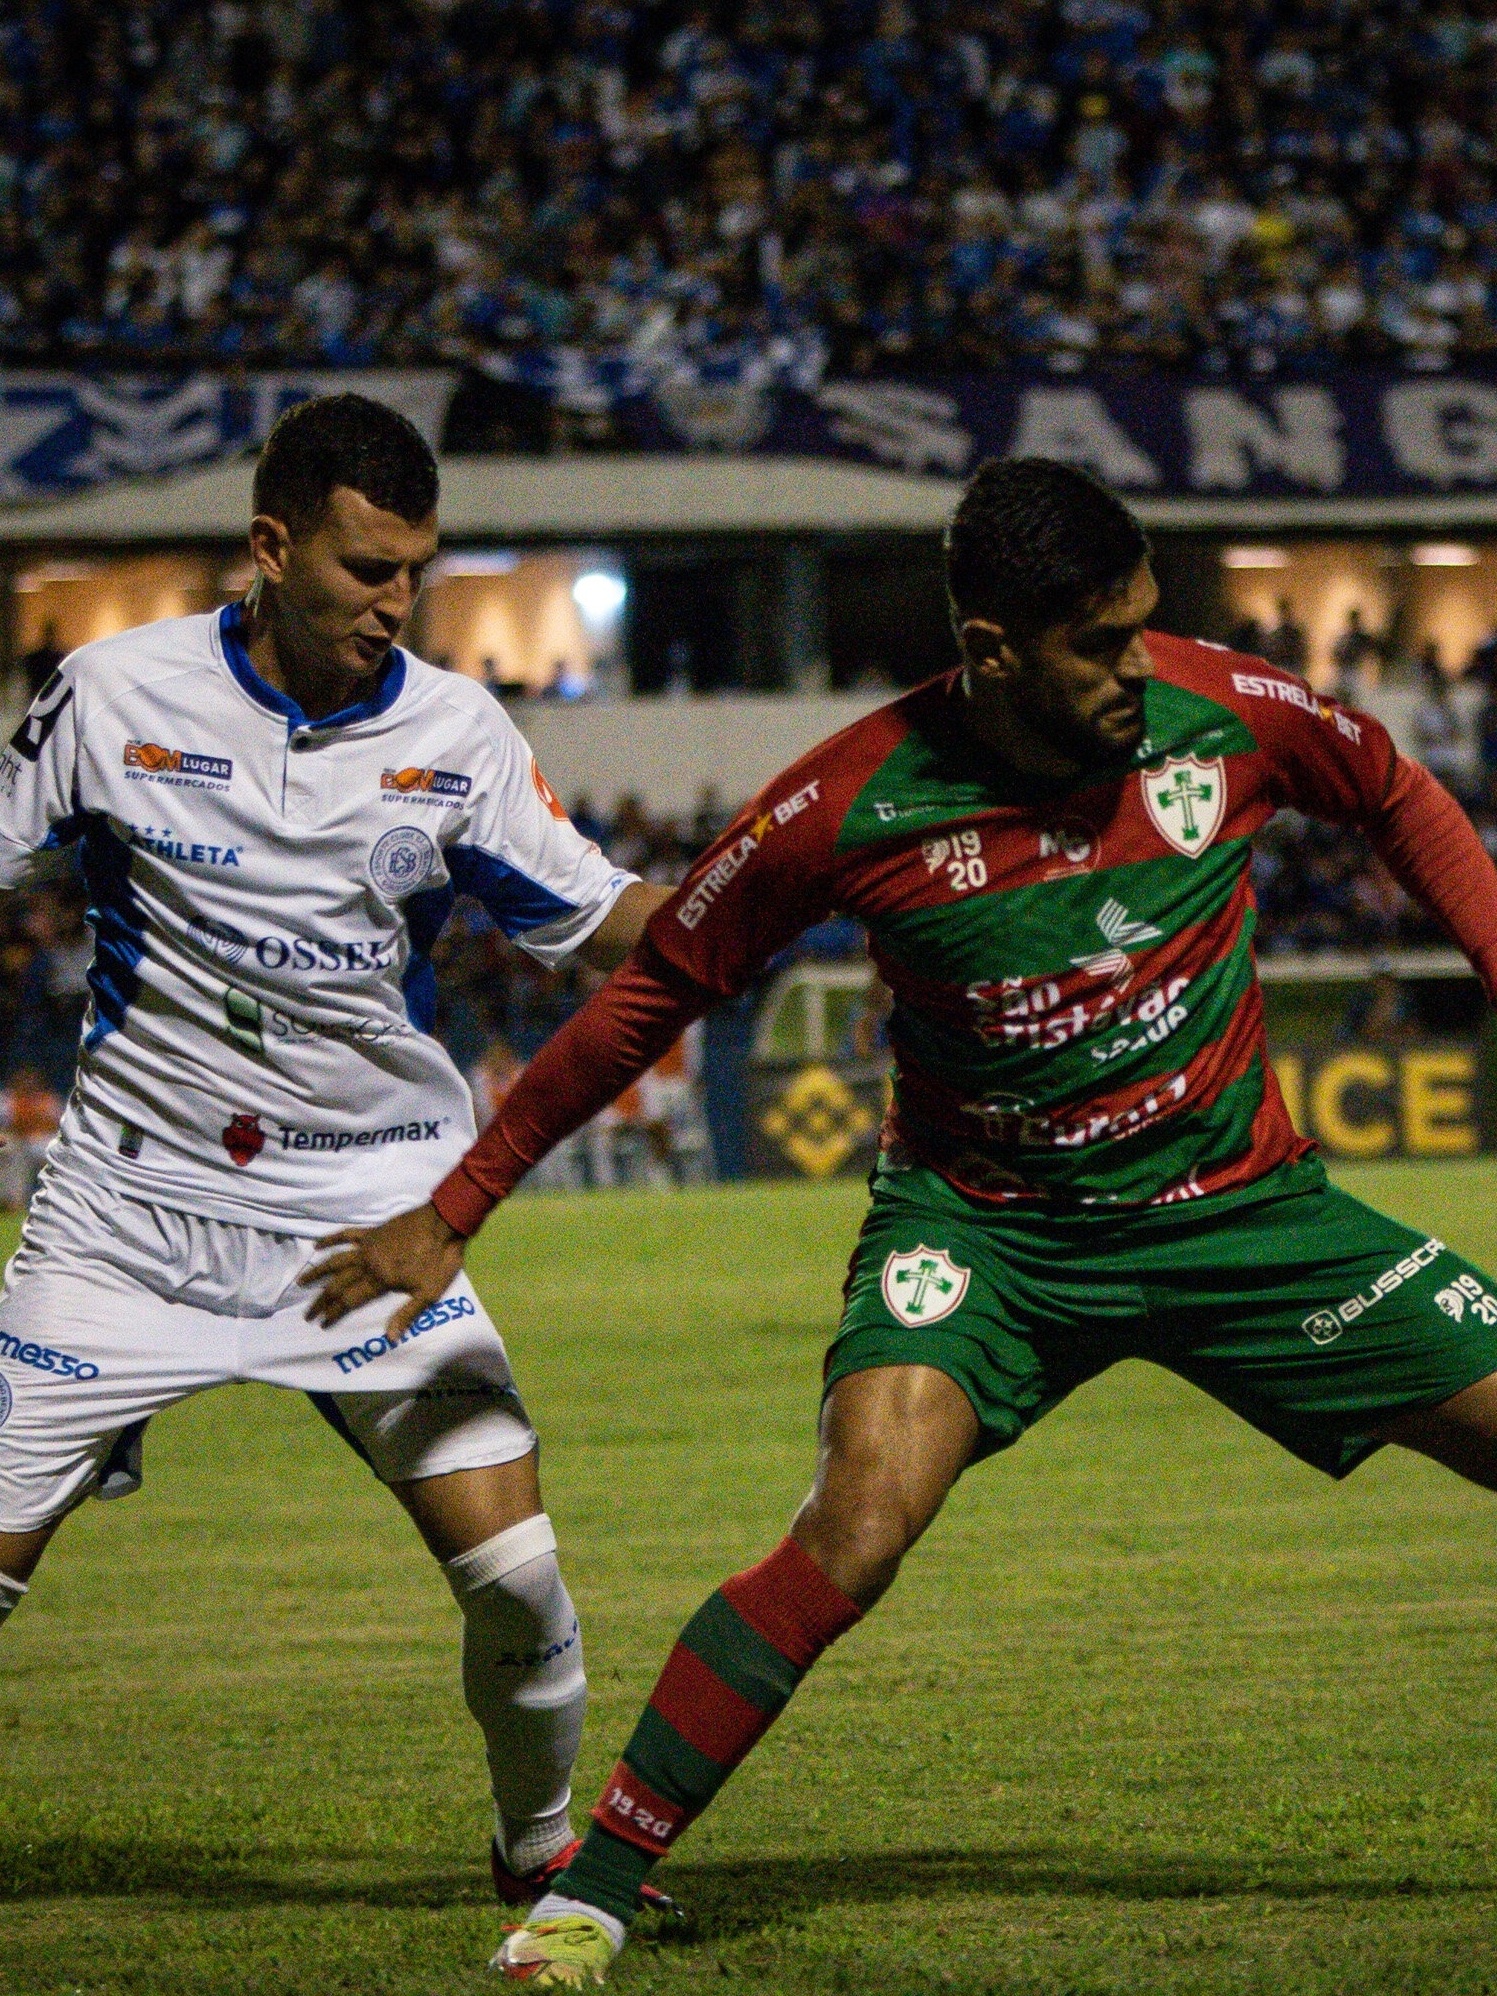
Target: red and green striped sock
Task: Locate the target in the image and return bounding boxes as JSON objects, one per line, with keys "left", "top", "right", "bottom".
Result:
{"left": 554, "top": 1537, "right": 862, "bottom": 1923}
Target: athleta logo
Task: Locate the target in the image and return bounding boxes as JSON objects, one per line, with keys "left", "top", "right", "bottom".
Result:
{"left": 1141, "top": 756, "right": 1226, "bottom": 857}
{"left": 1070, "top": 896, "right": 1164, "bottom": 989}
{"left": 131, "top": 824, "right": 242, "bottom": 867}
{"left": 124, "top": 741, "right": 233, "bottom": 788}
{"left": 881, "top": 1245, "right": 971, "bottom": 1325}
{"left": 381, "top": 765, "right": 472, "bottom": 799}
{"left": 222, "top": 1112, "right": 266, "bottom": 1167}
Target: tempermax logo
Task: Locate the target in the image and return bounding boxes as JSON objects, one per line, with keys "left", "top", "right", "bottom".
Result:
{"left": 124, "top": 740, "right": 233, "bottom": 790}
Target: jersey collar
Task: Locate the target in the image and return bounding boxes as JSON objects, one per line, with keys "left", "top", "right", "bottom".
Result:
{"left": 218, "top": 602, "right": 407, "bottom": 730}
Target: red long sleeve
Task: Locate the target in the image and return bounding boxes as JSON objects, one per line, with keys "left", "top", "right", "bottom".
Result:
{"left": 431, "top": 941, "right": 713, "bottom": 1235}
{"left": 1369, "top": 754, "right": 1497, "bottom": 1001}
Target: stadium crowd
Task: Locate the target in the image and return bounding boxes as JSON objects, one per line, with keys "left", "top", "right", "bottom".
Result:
{"left": 5, "top": 0, "right": 1497, "bottom": 378}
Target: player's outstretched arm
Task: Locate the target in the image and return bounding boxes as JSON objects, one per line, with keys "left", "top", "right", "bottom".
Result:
{"left": 578, "top": 880, "right": 674, "bottom": 970}
{"left": 302, "top": 1201, "right": 468, "bottom": 1336}
{"left": 301, "top": 941, "right": 714, "bottom": 1333}
{"left": 1365, "top": 755, "right": 1497, "bottom": 1001}
{"left": 303, "top": 756, "right": 842, "bottom": 1333}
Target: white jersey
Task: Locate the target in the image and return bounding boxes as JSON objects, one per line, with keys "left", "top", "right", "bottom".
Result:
{"left": 0, "top": 604, "right": 632, "bottom": 1229}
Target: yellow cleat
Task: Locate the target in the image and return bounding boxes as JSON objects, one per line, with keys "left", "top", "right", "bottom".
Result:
{"left": 491, "top": 1913, "right": 620, "bottom": 1987}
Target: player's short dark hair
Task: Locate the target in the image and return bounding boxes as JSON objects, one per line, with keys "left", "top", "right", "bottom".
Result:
{"left": 252, "top": 393, "right": 439, "bottom": 535}
{"left": 945, "top": 457, "right": 1150, "bottom": 639}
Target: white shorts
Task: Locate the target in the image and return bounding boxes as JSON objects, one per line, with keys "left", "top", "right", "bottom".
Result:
{"left": 0, "top": 1162, "right": 536, "bottom": 1533}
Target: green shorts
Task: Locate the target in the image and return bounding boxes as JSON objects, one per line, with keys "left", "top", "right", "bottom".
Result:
{"left": 829, "top": 1157, "right": 1497, "bottom": 1478}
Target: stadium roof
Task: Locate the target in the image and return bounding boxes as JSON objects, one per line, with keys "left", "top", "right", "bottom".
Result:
{"left": 7, "top": 457, "right": 1497, "bottom": 543}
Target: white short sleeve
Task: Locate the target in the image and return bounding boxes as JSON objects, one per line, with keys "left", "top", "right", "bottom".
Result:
{"left": 0, "top": 663, "right": 84, "bottom": 887}
{"left": 444, "top": 706, "right": 633, "bottom": 968}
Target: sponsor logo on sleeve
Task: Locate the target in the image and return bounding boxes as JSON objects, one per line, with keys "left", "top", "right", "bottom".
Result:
{"left": 1230, "top": 671, "right": 1363, "bottom": 743}
{"left": 369, "top": 824, "right": 436, "bottom": 897}
{"left": 124, "top": 741, "right": 233, "bottom": 789}
{"left": 1141, "top": 755, "right": 1226, "bottom": 857}
{"left": 381, "top": 766, "right": 473, "bottom": 805}
{"left": 678, "top": 782, "right": 821, "bottom": 929}
{"left": 677, "top": 833, "right": 756, "bottom": 928}
{"left": 532, "top": 759, "right": 570, "bottom": 821}
{"left": 9, "top": 670, "right": 73, "bottom": 764}
{"left": 1301, "top": 1237, "right": 1446, "bottom": 1343}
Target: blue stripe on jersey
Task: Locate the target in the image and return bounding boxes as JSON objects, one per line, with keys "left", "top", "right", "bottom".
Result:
{"left": 447, "top": 844, "right": 578, "bottom": 938}
{"left": 76, "top": 814, "right": 147, "bottom": 1047}
{"left": 217, "top": 604, "right": 407, "bottom": 729}
{"left": 401, "top": 881, "right": 455, "bottom": 1034}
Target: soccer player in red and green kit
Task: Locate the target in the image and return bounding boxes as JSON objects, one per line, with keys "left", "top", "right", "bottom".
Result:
{"left": 305, "top": 459, "right": 1497, "bottom": 1987}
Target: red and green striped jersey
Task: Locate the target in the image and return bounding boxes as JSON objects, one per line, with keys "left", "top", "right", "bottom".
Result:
{"left": 433, "top": 631, "right": 1497, "bottom": 1235}
{"left": 647, "top": 636, "right": 1410, "bottom": 1207}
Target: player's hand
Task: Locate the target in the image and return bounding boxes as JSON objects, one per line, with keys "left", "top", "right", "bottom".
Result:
{"left": 299, "top": 1202, "right": 467, "bottom": 1341}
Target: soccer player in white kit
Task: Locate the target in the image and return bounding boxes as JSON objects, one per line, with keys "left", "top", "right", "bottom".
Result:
{"left": 0, "top": 394, "right": 671, "bottom": 1906}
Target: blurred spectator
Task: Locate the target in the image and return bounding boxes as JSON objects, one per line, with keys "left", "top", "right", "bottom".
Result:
{"left": 635, "top": 1023, "right": 715, "bottom": 1186}
{"left": 467, "top": 1036, "right": 523, "bottom": 1128}
{"left": 0, "top": 1065, "right": 61, "bottom": 1209}
{"left": 1410, "top": 639, "right": 1471, "bottom": 795}
{"left": 1332, "top": 606, "right": 1382, "bottom": 702}
{"left": 1337, "top": 972, "right": 1421, "bottom": 1046}
{"left": 1228, "top": 612, "right": 1268, "bottom": 658}
{"left": 14, "top": 885, "right": 93, "bottom": 1094}
{"left": 1468, "top": 622, "right": 1497, "bottom": 687}
{"left": 9, "top": 2, "right": 1497, "bottom": 378}
{"left": 1263, "top": 598, "right": 1308, "bottom": 677}
{"left": 18, "top": 622, "right": 65, "bottom": 699}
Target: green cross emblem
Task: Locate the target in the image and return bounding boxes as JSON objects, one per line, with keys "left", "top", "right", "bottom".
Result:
{"left": 1156, "top": 769, "right": 1213, "bottom": 842}
{"left": 894, "top": 1256, "right": 955, "bottom": 1316}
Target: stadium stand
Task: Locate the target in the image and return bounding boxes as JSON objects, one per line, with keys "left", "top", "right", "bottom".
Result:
{"left": 5, "top": 0, "right": 1497, "bottom": 378}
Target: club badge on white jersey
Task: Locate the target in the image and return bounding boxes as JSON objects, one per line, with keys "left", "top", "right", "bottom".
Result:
{"left": 0, "top": 606, "right": 634, "bottom": 1228}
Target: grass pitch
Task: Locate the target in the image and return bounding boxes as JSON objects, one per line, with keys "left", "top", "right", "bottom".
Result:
{"left": 5, "top": 1163, "right": 1497, "bottom": 1995}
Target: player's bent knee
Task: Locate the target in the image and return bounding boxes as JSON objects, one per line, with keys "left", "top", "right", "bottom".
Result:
{"left": 444, "top": 1514, "right": 587, "bottom": 1829}
{"left": 793, "top": 1483, "right": 924, "bottom": 1606}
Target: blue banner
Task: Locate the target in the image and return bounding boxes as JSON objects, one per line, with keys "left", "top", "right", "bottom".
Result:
{"left": 0, "top": 371, "right": 456, "bottom": 504}
{"left": 617, "top": 369, "right": 1497, "bottom": 495}
{"left": 7, "top": 363, "right": 1497, "bottom": 502}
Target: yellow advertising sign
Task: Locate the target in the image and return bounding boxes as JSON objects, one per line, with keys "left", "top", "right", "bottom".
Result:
{"left": 1270, "top": 1045, "right": 1481, "bottom": 1160}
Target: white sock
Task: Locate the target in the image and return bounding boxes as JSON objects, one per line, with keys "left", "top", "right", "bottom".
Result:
{"left": 444, "top": 1514, "right": 585, "bottom": 1874}
{"left": 0, "top": 1574, "right": 26, "bottom": 1628}
{"left": 530, "top": 1891, "right": 627, "bottom": 1952}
